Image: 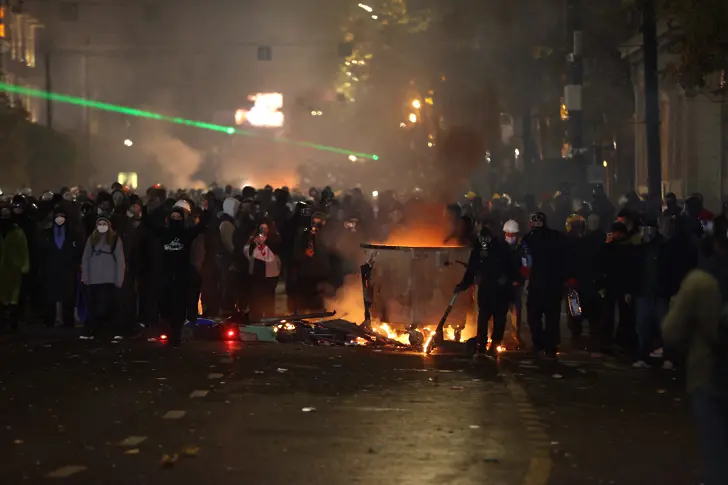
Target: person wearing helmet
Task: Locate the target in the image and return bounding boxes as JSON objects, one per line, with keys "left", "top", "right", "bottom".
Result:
{"left": 456, "top": 226, "right": 517, "bottom": 356}
{"left": 521, "top": 211, "right": 567, "bottom": 358}
{"left": 503, "top": 219, "right": 525, "bottom": 344}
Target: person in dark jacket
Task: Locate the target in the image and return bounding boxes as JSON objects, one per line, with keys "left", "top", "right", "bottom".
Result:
{"left": 115, "top": 201, "right": 144, "bottom": 335}
{"left": 457, "top": 226, "right": 516, "bottom": 355}
{"left": 10, "top": 194, "right": 38, "bottom": 322}
{"left": 663, "top": 192, "right": 682, "bottom": 218}
{"left": 521, "top": 212, "right": 566, "bottom": 358}
{"left": 38, "top": 205, "right": 82, "bottom": 328}
{"left": 143, "top": 205, "right": 206, "bottom": 345}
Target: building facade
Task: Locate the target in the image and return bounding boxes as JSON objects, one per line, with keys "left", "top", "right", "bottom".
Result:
{"left": 622, "top": 23, "right": 727, "bottom": 210}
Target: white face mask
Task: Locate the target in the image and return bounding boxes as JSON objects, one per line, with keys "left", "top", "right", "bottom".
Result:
{"left": 97, "top": 224, "right": 109, "bottom": 234}
{"left": 505, "top": 236, "right": 516, "bottom": 245}
{"left": 55, "top": 216, "right": 66, "bottom": 226}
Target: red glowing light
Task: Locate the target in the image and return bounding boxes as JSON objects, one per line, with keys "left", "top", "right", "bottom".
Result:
{"left": 160, "top": 334, "right": 168, "bottom": 340}
{"left": 227, "top": 330, "right": 235, "bottom": 337}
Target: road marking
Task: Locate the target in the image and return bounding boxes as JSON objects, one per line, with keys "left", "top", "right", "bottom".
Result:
{"left": 162, "top": 410, "right": 186, "bottom": 419}
{"left": 45, "top": 465, "right": 87, "bottom": 478}
{"left": 117, "top": 436, "right": 147, "bottom": 447}
{"left": 501, "top": 368, "right": 552, "bottom": 485}
{"left": 352, "top": 407, "right": 408, "bottom": 412}
{"left": 207, "top": 373, "right": 224, "bottom": 379}
{"left": 189, "top": 390, "right": 209, "bottom": 398}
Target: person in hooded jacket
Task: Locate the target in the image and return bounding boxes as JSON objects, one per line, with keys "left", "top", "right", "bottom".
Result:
{"left": 217, "top": 197, "right": 240, "bottom": 316}
{"left": 142, "top": 204, "right": 206, "bottom": 345}
{"left": 521, "top": 212, "right": 566, "bottom": 358}
{"left": 81, "top": 215, "right": 125, "bottom": 338}
{"left": 503, "top": 219, "right": 525, "bottom": 343}
{"left": 38, "top": 205, "right": 82, "bottom": 328}
{"left": 200, "top": 191, "right": 222, "bottom": 317}
{"left": 10, "top": 194, "right": 38, "bottom": 322}
{"left": 115, "top": 200, "right": 144, "bottom": 335}
{"left": 457, "top": 225, "right": 517, "bottom": 355}
{"left": 0, "top": 205, "right": 30, "bottom": 332}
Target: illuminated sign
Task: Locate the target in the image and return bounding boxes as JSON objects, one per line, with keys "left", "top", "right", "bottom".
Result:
{"left": 235, "top": 92, "right": 284, "bottom": 128}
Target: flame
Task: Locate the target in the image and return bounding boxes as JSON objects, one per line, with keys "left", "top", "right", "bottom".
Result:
{"left": 381, "top": 202, "right": 465, "bottom": 248}
{"left": 373, "top": 322, "right": 411, "bottom": 345}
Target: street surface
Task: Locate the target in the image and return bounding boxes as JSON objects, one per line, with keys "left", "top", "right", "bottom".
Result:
{"left": 0, "top": 327, "right": 703, "bottom": 485}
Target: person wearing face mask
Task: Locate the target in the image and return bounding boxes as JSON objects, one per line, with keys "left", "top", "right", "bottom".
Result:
{"left": 81, "top": 215, "right": 125, "bottom": 338}
{"left": 114, "top": 201, "right": 144, "bottom": 335}
{"left": 629, "top": 216, "right": 674, "bottom": 369}
{"left": 456, "top": 226, "right": 516, "bottom": 356}
{"left": 289, "top": 211, "right": 331, "bottom": 313}
{"left": 10, "top": 194, "right": 38, "bottom": 323}
{"left": 38, "top": 206, "right": 82, "bottom": 328}
{"left": 142, "top": 204, "right": 207, "bottom": 345}
{"left": 0, "top": 205, "right": 30, "bottom": 333}
{"left": 503, "top": 220, "right": 525, "bottom": 343}
{"left": 244, "top": 222, "right": 282, "bottom": 320}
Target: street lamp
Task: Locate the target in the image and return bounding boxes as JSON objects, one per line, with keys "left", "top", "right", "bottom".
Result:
{"left": 408, "top": 113, "right": 417, "bottom": 123}
{"left": 358, "top": 3, "right": 372, "bottom": 12}
{"left": 411, "top": 99, "right": 421, "bottom": 109}
{"left": 349, "top": 154, "right": 357, "bottom": 162}
{"left": 124, "top": 139, "right": 133, "bottom": 147}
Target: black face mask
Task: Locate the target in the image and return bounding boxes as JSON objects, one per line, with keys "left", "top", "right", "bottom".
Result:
{"left": 170, "top": 219, "right": 184, "bottom": 230}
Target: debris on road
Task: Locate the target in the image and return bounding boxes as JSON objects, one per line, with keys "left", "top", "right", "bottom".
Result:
{"left": 116, "top": 436, "right": 147, "bottom": 447}
{"left": 160, "top": 454, "right": 179, "bottom": 468}
{"left": 180, "top": 446, "right": 200, "bottom": 457}
{"left": 301, "top": 407, "right": 316, "bottom": 412}
{"left": 124, "top": 448, "right": 140, "bottom": 455}
{"left": 276, "top": 368, "right": 288, "bottom": 373}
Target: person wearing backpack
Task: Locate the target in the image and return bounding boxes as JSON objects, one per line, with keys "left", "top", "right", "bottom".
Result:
{"left": 81, "top": 215, "right": 125, "bottom": 339}
{"left": 662, "top": 217, "right": 728, "bottom": 485}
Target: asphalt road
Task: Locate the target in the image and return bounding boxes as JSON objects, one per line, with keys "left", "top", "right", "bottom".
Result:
{"left": 0, "top": 328, "right": 704, "bottom": 485}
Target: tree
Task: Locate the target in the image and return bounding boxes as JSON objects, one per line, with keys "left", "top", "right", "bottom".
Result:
{"left": 623, "top": 0, "right": 728, "bottom": 90}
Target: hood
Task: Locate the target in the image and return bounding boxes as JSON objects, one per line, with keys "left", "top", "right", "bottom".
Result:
{"left": 223, "top": 197, "right": 241, "bottom": 218}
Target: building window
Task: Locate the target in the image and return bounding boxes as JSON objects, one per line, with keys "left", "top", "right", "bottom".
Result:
{"left": 59, "top": 2, "right": 79, "bottom": 22}
{"left": 143, "top": 3, "right": 160, "bottom": 22}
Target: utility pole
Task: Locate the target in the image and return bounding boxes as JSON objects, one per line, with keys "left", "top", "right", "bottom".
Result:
{"left": 642, "top": 0, "right": 662, "bottom": 200}
{"left": 45, "top": 51, "right": 52, "bottom": 128}
{"left": 565, "top": 0, "right": 585, "bottom": 186}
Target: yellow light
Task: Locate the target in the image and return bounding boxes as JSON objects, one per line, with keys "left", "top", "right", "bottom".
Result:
{"left": 427, "top": 142, "right": 433, "bottom": 147}
{"left": 603, "top": 160, "right": 608, "bottom": 167}
{"left": 408, "top": 113, "right": 417, "bottom": 123}
{"left": 399, "top": 122, "right": 406, "bottom": 128}
{"left": 349, "top": 154, "right": 357, "bottom": 162}
{"left": 358, "top": 3, "right": 373, "bottom": 12}
{"left": 411, "top": 99, "right": 421, "bottom": 109}
{"left": 424, "top": 96, "right": 433, "bottom": 105}
{"left": 371, "top": 14, "right": 378, "bottom": 19}
{"left": 245, "top": 92, "right": 284, "bottom": 128}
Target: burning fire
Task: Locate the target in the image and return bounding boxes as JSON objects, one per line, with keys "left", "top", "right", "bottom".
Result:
{"left": 381, "top": 201, "right": 465, "bottom": 248}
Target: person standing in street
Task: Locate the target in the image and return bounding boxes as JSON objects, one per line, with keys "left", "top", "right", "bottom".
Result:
{"left": 662, "top": 217, "right": 728, "bottom": 485}
{"left": 521, "top": 212, "right": 566, "bottom": 358}
{"left": 81, "top": 215, "right": 125, "bottom": 338}
{"left": 0, "top": 205, "right": 30, "bottom": 333}
{"left": 38, "top": 205, "right": 82, "bottom": 328}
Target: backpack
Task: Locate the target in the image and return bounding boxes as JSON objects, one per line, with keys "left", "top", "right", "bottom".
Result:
{"left": 92, "top": 234, "right": 118, "bottom": 261}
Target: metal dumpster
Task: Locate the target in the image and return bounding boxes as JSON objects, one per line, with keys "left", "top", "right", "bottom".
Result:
{"left": 360, "top": 243, "right": 475, "bottom": 331}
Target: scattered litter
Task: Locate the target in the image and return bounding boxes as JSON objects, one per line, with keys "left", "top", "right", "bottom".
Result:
{"left": 552, "top": 374, "right": 563, "bottom": 379}
{"left": 13, "top": 439, "right": 23, "bottom": 444}
{"left": 253, "top": 370, "right": 264, "bottom": 374}
{"left": 301, "top": 407, "right": 316, "bottom": 412}
{"left": 450, "top": 386, "right": 465, "bottom": 391}
{"left": 45, "top": 466, "right": 87, "bottom": 478}
{"left": 113, "top": 336, "right": 123, "bottom": 341}
{"left": 657, "top": 389, "right": 667, "bottom": 394}
{"left": 162, "top": 410, "right": 186, "bottom": 420}
{"left": 79, "top": 336, "right": 94, "bottom": 340}
{"left": 207, "top": 373, "right": 224, "bottom": 379}
{"left": 519, "top": 364, "right": 539, "bottom": 369}
{"left": 550, "top": 441, "right": 559, "bottom": 445}
{"left": 469, "top": 425, "right": 480, "bottom": 429}
{"left": 117, "top": 436, "right": 147, "bottom": 447}
{"left": 277, "top": 368, "right": 288, "bottom": 373}
{"left": 160, "top": 454, "right": 179, "bottom": 468}
{"left": 124, "top": 449, "right": 140, "bottom": 455}
{"left": 180, "top": 446, "right": 200, "bottom": 457}
{"left": 189, "top": 390, "right": 209, "bottom": 398}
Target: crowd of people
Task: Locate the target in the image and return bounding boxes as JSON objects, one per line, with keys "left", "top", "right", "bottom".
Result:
{"left": 0, "top": 181, "right": 725, "bottom": 482}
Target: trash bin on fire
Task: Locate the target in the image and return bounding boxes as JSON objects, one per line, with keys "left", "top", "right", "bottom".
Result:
{"left": 359, "top": 243, "right": 476, "bottom": 352}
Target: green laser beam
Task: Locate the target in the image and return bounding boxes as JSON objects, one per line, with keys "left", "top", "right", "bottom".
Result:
{"left": 0, "top": 82, "right": 379, "bottom": 161}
